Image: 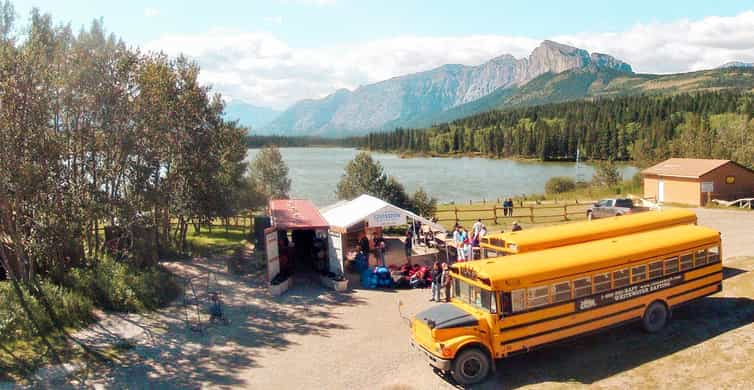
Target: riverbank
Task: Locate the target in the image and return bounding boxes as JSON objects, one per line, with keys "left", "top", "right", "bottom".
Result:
{"left": 245, "top": 147, "right": 639, "bottom": 206}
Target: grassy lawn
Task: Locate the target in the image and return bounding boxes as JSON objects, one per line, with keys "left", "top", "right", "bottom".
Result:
{"left": 435, "top": 201, "right": 592, "bottom": 232}
{"left": 183, "top": 225, "right": 251, "bottom": 256}
{"left": 434, "top": 181, "right": 644, "bottom": 232}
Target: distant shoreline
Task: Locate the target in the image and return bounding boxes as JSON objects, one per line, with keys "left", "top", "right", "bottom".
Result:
{"left": 246, "top": 145, "right": 637, "bottom": 165}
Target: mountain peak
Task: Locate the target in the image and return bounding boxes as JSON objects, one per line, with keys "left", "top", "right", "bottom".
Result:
{"left": 539, "top": 40, "right": 582, "bottom": 53}
{"left": 262, "top": 41, "right": 634, "bottom": 136}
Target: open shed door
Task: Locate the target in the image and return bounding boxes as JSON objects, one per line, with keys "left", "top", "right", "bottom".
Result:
{"left": 328, "top": 231, "right": 344, "bottom": 274}
{"left": 265, "top": 227, "right": 290, "bottom": 295}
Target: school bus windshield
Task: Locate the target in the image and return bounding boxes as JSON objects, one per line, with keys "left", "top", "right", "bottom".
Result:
{"left": 453, "top": 278, "right": 497, "bottom": 313}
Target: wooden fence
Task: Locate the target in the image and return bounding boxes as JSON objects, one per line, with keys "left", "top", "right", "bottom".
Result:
{"left": 435, "top": 203, "right": 592, "bottom": 227}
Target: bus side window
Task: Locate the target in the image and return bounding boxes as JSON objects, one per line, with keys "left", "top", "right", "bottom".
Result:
{"left": 631, "top": 265, "right": 647, "bottom": 284}
{"left": 613, "top": 269, "right": 629, "bottom": 288}
{"left": 527, "top": 286, "right": 549, "bottom": 308}
{"left": 551, "top": 281, "right": 571, "bottom": 303}
{"left": 708, "top": 247, "right": 720, "bottom": 263}
{"left": 511, "top": 289, "right": 525, "bottom": 313}
{"left": 649, "top": 261, "right": 663, "bottom": 279}
{"left": 594, "top": 273, "right": 611, "bottom": 293}
{"left": 573, "top": 277, "right": 592, "bottom": 298}
{"left": 500, "top": 292, "right": 512, "bottom": 315}
{"left": 664, "top": 257, "right": 679, "bottom": 274}
{"left": 695, "top": 249, "right": 708, "bottom": 266}
{"left": 680, "top": 254, "right": 693, "bottom": 271}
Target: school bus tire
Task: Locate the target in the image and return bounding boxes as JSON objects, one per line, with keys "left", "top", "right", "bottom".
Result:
{"left": 642, "top": 301, "right": 669, "bottom": 333}
{"left": 451, "top": 347, "right": 491, "bottom": 386}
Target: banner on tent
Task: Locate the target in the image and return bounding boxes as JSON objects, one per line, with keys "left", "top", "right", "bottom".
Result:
{"left": 367, "top": 209, "right": 406, "bottom": 227}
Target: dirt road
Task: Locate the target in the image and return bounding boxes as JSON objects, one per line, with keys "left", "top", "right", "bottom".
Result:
{"left": 36, "top": 208, "right": 754, "bottom": 389}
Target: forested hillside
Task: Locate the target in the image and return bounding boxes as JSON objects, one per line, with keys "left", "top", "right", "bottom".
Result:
{"left": 360, "top": 91, "right": 754, "bottom": 168}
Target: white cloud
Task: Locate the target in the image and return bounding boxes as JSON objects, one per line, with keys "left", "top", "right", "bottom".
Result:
{"left": 145, "top": 11, "right": 754, "bottom": 110}
{"left": 144, "top": 7, "right": 160, "bottom": 18}
{"left": 263, "top": 16, "right": 284, "bottom": 25}
{"left": 553, "top": 11, "right": 754, "bottom": 74}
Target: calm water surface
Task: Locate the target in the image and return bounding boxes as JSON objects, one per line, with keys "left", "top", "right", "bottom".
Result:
{"left": 245, "top": 147, "right": 638, "bottom": 206}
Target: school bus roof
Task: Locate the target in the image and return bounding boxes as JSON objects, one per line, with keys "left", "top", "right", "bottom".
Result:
{"left": 481, "top": 208, "right": 696, "bottom": 254}
{"left": 456, "top": 224, "right": 719, "bottom": 290}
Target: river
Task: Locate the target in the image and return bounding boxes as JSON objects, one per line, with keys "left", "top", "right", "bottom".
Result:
{"left": 245, "top": 147, "right": 638, "bottom": 206}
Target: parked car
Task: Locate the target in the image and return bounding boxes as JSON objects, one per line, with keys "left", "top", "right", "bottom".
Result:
{"left": 587, "top": 198, "right": 651, "bottom": 220}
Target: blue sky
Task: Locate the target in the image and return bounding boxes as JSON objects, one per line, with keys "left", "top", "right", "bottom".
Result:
{"left": 13, "top": 0, "right": 753, "bottom": 46}
{"left": 11, "top": 1, "right": 754, "bottom": 109}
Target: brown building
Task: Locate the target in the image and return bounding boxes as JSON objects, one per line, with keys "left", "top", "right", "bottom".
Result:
{"left": 642, "top": 158, "right": 754, "bottom": 206}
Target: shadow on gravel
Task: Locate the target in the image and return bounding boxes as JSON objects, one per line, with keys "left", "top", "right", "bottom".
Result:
{"left": 449, "top": 296, "right": 754, "bottom": 389}
{"left": 90, "top": 260, "right": 366, "bottom": 388}
{"left": 723, "top": 266, "right": 747, "bottom": 279}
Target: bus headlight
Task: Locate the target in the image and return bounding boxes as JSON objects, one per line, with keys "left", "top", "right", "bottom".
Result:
{"left": 508, "top": 243, "right": 517, "bottom": 251}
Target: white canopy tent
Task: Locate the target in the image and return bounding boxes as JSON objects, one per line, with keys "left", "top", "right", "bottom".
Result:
{"left": 321, "top": 194, "right": 446, "bottom": 273}
{"left": 322, "top": 194, "right": 445, "bottom": 232}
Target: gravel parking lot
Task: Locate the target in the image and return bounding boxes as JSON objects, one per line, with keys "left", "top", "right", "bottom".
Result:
{"left": 34, "top": 208, "right": 754, "bottom": 389}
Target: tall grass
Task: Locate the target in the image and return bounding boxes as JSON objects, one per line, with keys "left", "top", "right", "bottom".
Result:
{"left": 64, "top": 256, "right": 181, "bottom": 312}
{"left": 0, "top": 280, "right": 94, "bottom": 342}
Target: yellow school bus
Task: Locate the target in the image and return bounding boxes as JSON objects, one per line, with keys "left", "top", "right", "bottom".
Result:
{"left": 411, "top": 224, "right": 721, "bottom": 385}
{"left": 480, "top": 208, "right": 696, "bottom": 256}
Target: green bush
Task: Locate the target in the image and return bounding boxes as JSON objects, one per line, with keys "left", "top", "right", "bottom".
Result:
{"left": 545, "top": 176, "right": 577, "bottom": 194}
{"left": 65, "top": 256, "right": 180, "bottom": 312}
{"left": 0, "top": 280, "right": 94, "bottom": 342}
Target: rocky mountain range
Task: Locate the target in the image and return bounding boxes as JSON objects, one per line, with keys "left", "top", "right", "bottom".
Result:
{"left": 261, "top": 40, "right": 633, "bottom": 137}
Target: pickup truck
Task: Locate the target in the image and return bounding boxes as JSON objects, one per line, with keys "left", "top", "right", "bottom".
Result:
{"left": 587, "top": 198, "right": 651, "bottom": 220}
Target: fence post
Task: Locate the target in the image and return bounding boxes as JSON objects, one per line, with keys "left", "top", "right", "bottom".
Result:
{"left": 529, "top": 207, "right": 534, "bottom": 223}
{"left": 563, "top": 205, "right": 569, "bottom": 221}
{"left": 493, "top": 206, "right": 498, "bottom": 225}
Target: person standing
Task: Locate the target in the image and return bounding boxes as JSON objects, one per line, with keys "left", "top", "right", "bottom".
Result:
{"left": 462, "top": 227, "right": 472, "bottom": 261}
{"left": 359, "top": 233, "right": 370, "bottom": 259}
{"left": 453, "top": 225, "right": 465, "bottom": 262}
{"left": 441, "top": 262, "right": 452, "bottom": 302}
{"left": 472, "top": 219, "right": 483, "bottom": 238}
{"left": 372, "top": 233, "right": 382, "bottom": 266}
{"left": 430, "top": 262, "right": 441, "bottom": 302}
{"left": 404, "top": 227, "right": 413, "bottom": 258}
{"left": 373, "top": 233, "right": 385, "bottom": 267}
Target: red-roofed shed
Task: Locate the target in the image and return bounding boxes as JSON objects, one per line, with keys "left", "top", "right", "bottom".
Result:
{"left": 269, "top": 199, "right": 329, "bottom": 230}
{"left": 265, "top": 199, "right": 335, "bottom": 296}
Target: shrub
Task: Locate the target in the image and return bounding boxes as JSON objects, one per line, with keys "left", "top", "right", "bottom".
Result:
{"left": 545, "top": 176, "right": 577, "bottom": 194}
{"left": 65, "top": 256, "right": 180, "bottom": 312}
{"left": 592, "top": 160, "right": 621, "bottom": 187}
{"left": 0, "top": 280, "right": 94, "bottom": 342}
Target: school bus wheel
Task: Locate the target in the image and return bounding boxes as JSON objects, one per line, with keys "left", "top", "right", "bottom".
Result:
{"left": 451, "top": 347, "right": 491, "bottom": 385}
{"left": 642, "top": 301, "right": 669, "bottom": 333}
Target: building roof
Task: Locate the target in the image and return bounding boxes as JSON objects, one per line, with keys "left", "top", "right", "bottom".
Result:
{"left": 321, "top": 194, "right": 446, "bottom": 232}
{"left": 269, "top": 199, "right": 329, "bottom": 230}
{"left": 454, "top": 224, "right": 720, "bottom": 290}
{"left": 641, "top": 158, "right": 731, "bottom": 179}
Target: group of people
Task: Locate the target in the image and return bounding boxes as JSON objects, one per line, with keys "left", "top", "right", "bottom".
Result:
{"left": 359, "top": 232, "right": 386, "bottom": 267}
{"left": 502, "top": 197, "right": 515, "bottom": 217}
{"left": 429, "top": 261, "right": 452, "bottom": 302}
{"left": 452, "top": 219, "right": 488, "bottom": 261}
